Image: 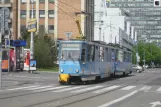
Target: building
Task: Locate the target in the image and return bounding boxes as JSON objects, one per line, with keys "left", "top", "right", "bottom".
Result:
{"left": 18, "top": 0, "right": 55, "bottom": 39}
{"left": 109, "top": 0, "right": 161, "bottom": 43}
{"left": 94, "top": 0, "right": 134, "bottom": 50}
{"left": 0, "top": 0, "right": 18, "bottom": 40}
{"left": 55, "top": 0, "right": 94, "bottom": 41}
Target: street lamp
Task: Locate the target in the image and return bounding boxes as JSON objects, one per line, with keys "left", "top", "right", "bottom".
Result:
{"left": 143, "top": 38, "right": 147, "bottom": 66}
{"left": 30, "top": 0, "right": 34, "bottom": 60}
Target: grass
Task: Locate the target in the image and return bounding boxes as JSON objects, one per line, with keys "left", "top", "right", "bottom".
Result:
{"left": 37, "top": 67, "right": 59, "bottom": 72}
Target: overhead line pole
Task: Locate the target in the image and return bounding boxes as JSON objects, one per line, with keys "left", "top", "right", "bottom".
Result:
{"left": 30, "top": 1, "right": 34, "bottom": 62}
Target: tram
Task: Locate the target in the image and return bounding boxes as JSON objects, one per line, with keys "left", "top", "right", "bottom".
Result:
{"left": 58, "top": 40, "right": 132, "bottom": 84}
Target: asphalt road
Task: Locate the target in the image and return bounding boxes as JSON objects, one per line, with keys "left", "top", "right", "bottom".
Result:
{"left": 0, "top": 68, "right": 161, "bottom": 107}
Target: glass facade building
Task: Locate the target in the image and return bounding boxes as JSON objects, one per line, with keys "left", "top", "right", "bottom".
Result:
{"left": 109, "top": 0, "right": 161, "bottom": 45}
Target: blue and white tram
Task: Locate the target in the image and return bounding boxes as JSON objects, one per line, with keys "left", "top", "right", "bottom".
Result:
{"left": 58, "top": 40, "right": 132, "bottom": 84}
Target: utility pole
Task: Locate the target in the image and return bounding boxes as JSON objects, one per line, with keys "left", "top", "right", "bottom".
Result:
{"left": 30, "top": 0, "right": 34, "bottom": 60}
{"left": 0, "top": 7, "right": 10, "bottom": 87}
{"left": 110, "top": 18, "right": 112, "bottom": 43}
{"left": 99, "top": 5, "right": 102, "bottom": 41}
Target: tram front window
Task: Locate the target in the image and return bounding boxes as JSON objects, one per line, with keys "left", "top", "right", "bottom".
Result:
{"left": 60, "top": 44, "right": 80, "bottom": 61}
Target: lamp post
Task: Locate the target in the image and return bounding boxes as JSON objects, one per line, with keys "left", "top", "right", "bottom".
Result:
{"left": 30, "top": 0, "right": 34, "bottom": 60}
{"left": 143, "top": 38, "right": 147, "bottom": 66}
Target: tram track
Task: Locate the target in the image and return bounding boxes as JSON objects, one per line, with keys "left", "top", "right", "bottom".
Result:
{"left": 21, "top": 72, "right": 160, "bottom": 107}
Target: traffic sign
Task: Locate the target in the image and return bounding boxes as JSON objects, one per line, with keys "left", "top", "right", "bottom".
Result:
{"left": 28, "top": 18, "right": 37, "bottom": 32}
{"left": 0, "top": 7, "right": 10, "bottom": 35}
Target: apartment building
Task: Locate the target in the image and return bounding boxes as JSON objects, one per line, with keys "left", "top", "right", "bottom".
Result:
{"left": 18, "top": 0, "right": 55, "bottom": 38}
{"left": 55, "top": 0, "right": 94, "bottom": 41}
{"left": 0, "top": 0, "right": 18, "bottom": 40}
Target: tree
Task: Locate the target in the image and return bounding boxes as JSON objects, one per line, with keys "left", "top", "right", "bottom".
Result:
{"left": 20, "top": 28, "right": 57, "bottom": 68}
{"left": 137, "top": 41, "right": 161, "bottom": 66}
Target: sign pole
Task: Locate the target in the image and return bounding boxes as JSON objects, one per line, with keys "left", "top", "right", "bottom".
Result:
{"left": 0, "top": 32, "right": 2, "bottom": 87}
{"left": 30, "top": 0, "right": 35, "bottom": 73}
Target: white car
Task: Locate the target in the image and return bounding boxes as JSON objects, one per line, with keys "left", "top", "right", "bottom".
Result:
{"left": 143, "top": 65, "right": 148, "bottom": 69}
{"left": 132, "top": 65, "right": 143, "bottom": 73}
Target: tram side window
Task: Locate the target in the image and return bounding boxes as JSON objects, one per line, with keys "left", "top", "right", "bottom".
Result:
{"left": 100, "top": 46, "right": 104, "bottom": 62}
{"left": 106, "top": 48, "right": 108, "bottom": 61}
{"left": 115, "top": 49, "right": 118, "bottom": 61}
{"left": 129, "top": 52, "right": 132, "bottom": 62}
{"left": 87, "top": 45, "right": 95, "bottom": 62}
{"left": 124, "top": 52, "right": 127, "bottom": 62}
{"left": 81, "top": 49, "right": 86, "bottom": 62}
{"left": 111, "top": 49, "right": 115, "bottom": 61}
{"left": 108, "top": 48, "right": 111, "bottom": 61}
{"left": 95, "top": 46, "right": 100, "bottom": 62}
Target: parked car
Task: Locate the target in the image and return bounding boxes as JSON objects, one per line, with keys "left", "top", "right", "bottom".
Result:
{"left": 132, "top": 64, "right": 143, "bottom": 73}
{"left": 143, "top": 64, "right": 148, "bottom": 69}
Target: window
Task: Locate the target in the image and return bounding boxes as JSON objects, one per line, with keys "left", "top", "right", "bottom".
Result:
{"left": 48, "top": 10, "right": 55, "bottom": 18}
{"left": 30, "top": 10, "right": 36, "bottom": 18}
{"left": 20, "top": 25, "right": 26, "bottom": 33}
{"left": 48, "top": 25, "right": 54, "bottom": 33}
{"left": 30, "top": 0, "right": 36, "bottom": 3}
{"left": 20, "top": 10, "right": 26, "bottom": 18}
{"left": 4, "top": 0, "right": 10, "bottom": 3}
{"left": 99, "top": 47, "right": 104, "bottom": 62}
{"left": 21, "top": 0, "right": 26, "bottom": 3}
{"left": 39, "top": 10, "right": 45, "bottom": 18}
{"left": 39, "top": 0, "right": 45, "bottom": 3}
{"left": 87, "top": 45, "right": 95, "bottom": 62}
{"left": 81, "top": 49, "right": 86, "bottom": 62}
{"left": 49, "top": 0, "right": 54, "bottom": 3}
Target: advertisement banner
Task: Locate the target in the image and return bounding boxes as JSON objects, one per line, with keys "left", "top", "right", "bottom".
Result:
{"left": 2, "top": 60, "right": 8, "bottom": 70}
{"left": 30, "top": 60, "right": 36, "bottom": 71}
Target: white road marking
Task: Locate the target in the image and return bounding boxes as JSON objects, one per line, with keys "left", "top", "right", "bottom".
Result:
{"left": 34, "top": 86, "right": 70, "bottom": 92}
{"left": 157, "top": 87, "right": 161, "bottom": 92}
{"left": 12, "top": 76, "right": 41, "bottom": 79}
{"left": 120, "top": 86, "right": 136, "bottom": 90}
{"left": 6, "top": 85, "right": 40, "bottom": 91}
{"left": 53, "top": 86, "right": 87, "bottom": 92}
{"left": 71, "top": 86, "right": 103, "bottom": 93}
{"left": 93, "top": 85, "right": 120, "bottom": 94}
{"left": 139, "top": 86, "right": 151, "bottom": 91}
{"left": 26, "top": 86, "right": 53, "bottom": 90}
{"left": 98, "top": 90, "right": 139, "bottom": 107}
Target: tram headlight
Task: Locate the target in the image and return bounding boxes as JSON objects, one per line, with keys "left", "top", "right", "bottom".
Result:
{"left": 60, "top": 69, "right": 64, "bottom": 73}
{"left": 76, "top": 69, "right": 79, "bottom": 73}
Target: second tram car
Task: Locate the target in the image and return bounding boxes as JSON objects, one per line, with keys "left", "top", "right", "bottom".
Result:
{"left": 58, "top": 40, "right": 132, "bottom": 84}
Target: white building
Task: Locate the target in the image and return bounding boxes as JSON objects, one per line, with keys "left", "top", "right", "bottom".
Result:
{"left": 94, "top": 0, "right": 135, "bottom": 48}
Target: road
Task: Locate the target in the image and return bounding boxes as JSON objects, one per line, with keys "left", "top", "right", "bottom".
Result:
{"left": 0, "top": 68, "right": 161, "bottom": 107}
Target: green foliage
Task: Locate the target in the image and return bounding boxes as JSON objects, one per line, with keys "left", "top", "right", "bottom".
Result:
{"left": 135, "top": 41, "right": 161, "bottom": 66}
{"left": 20, "top": 28, "right": 58, "bottom": 68}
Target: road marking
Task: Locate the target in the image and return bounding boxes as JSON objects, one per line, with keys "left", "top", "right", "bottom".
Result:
{"left": 34, "top": 86, "right": 70, "bottom": 92}
{"left": 53, "top": 86, "right": 87, "bottom": 92}
{"left": 6, "top": 85, "right": 40, "bottom": 91}
{"left": 139, "top": 86, "right": 151, "bottom": 91}
{"left": 157, "top": 87, "right": 161, "bottom": 92}
{"left": 120, "top": 86, "right": 136, "bottom": 90}
{"left": 26, "top": 86, "right": 53, "bottom": 90}
{"left": 71, "top": 86, "right": 103, "bottom": 93}
{"left": 12, "top": 76, "right": 41, "bottom": 79}
{"left": 98, "top": 90, "right": 139, "bottom": 107}
{"left": 93, "top": 85, "right": 120, "bottom": 94}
